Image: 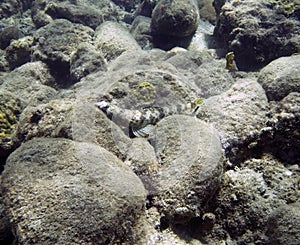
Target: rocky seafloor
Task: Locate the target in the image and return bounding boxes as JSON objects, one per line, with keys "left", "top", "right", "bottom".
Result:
{"left": 0, "top": 0, "right": 299, "bottom": 244}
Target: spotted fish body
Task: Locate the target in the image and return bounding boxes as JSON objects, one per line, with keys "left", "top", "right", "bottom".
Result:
{"left": 95, "top": 99, "right": 202, "bottom": 137}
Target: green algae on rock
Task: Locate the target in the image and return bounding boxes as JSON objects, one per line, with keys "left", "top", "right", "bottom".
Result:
{"left": 0, "top": 90, "right": 23, "bottom": 158}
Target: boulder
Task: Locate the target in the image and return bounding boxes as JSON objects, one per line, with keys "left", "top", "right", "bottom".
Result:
{"left": 31, "top": 0, "right": 53, "bottom": 28}
{"left": 94, "top": 21, "right": 141, "bottom": 62}
{"left": 0, "top": 61, "right": 57, "bottom": 106}
{"left": 5, "top": 36, "right": 34, "bottom": 70}
{"left": 16, "top": 98, "right": 132, "bottom": 160}
{"left": 258, "top": 54, "right": 300, "bottom": 101}
{"left": 191, "top": 58, "right": 235, "bottom": 98}
{"left": 1, "top": 137, "right": 147, "bottom": 244}
{"left": 151, "top": 0, "right": 200, "bottom": 38}
{"left": 0, "top": 26, "right": 23, "bottom": 50}
{"left": 198, "top": 0, "right": 216, "bottom": 23}
{"left": 0, "top": 0, "right": 22, "bottom": 18}
{"left": 214, "top": 0, "right": 300, "bottom": 70}
{"left": 196, "top": 78, "right": 268, "bottom": 162}
{"left": 149, "top": 115, "right": 224, "bottom": 224}
{"left": 32, "top": 19, "right": 94, "bottom": 83}
{"left": 44, "top": 0, "right": 120, "bottom": 29}
{"left": 70, "top": 43, "right": 107, "bottom": 83}
{"left": 266, "top": 203, "right": 300, "bottom": 245}
{"left": 214, "top": 153, "right": 300, "bottom": 244}
{"left": 125, "top": 137, "right": 159, "bottom": 176}
{"left": 259, "top": 92, "right": 300, "bottom": 164}
{"left": 131, "top": 15, "right": 153, "bottom": 50}
{"left": 75, "top": 50, "right": 199, "bottom": 117}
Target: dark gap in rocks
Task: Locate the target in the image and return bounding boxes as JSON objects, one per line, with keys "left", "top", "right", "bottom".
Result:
{"left": 152, "top": 34, "right": 194, "bottom": 51}
{"left": 47, "top": 61, "right": 73, "bottom": 89}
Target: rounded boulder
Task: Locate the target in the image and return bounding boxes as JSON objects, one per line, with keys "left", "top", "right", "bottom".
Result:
{"left": 1, "top": 137, "right": 147, "bottom": 244}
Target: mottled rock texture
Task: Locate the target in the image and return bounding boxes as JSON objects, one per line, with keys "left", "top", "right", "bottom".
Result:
{"left": 95, "top": 21, "right": 141, "bottom": 61}
{"left": 151, "top": 0, "right": 199, "bottom": 38}
{"left": 1, "top": 137, "right": 146, "bottom": 244}
{"left": 266, "top": 203, "right": 300, "bottom": 245}
{"left": 111, "top": 0, "right": 141, "bottom": 11}
{"left": 258, "top": 54, "right": 300, "bottom": 101}
{"left": 259, "top": 92, "right": 300, "bottom": 164}
{"left": 32, "top": 19, "right": 94, "bottom": 84}
{"left": 0, "top": 1, "right": 299, "bottom": 243}
{"left": 0, "top": 61, "right": 57, "bottom": 106}
{"left": 31, "top": 0, "right": 122, "bottom": 29}
{"left": 212, "top": 154, "right": 300, "bottom": 244}
{"left": 70, "top": 43, "right": 107, "bottom": 83}
{"left": 0, "top": 176, "right": 13, "bottom": 244}
{"left": 17, "top": 99, "right": 132, "bottom": 160}
{"left": 5, "top": 36, "right": 34, "bottom": 70}
{"left": 214, "top": 0, "right": 300, "bottom": 70}
{"left": 149, "top": 115, "right": 224, "bottom": 225}
{"left": 0, "top": 26, "right": 23, "bottom": 50}
{"left": 197, "top": 79, "right": 268, "bottom": 162}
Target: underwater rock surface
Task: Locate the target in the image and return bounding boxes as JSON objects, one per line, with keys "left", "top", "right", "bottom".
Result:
{"left": 149, "top": 115, "right": 224, "bottom": 225}
{"left": 1, "top": 137, "right": 146, "bottom": 244}
{"left": 214, "top": 0, "right": 300, "bottom": 70}
{"left": 258, "top": 54, "right": 300, "bottom": 101}
{"left": 0, "top": 0, "right": 299, "bottom": 244}
{"left": 151, "top": 0, "right": 199, "bottom": 38}
{"left": 266, "top": 202, "right": 300, "bottom": 245}
{"left": 197, "top": 78, "right": 268, "bottom": 162}
{"left": 94, "top": 21, "right": 141, "bottom": 61}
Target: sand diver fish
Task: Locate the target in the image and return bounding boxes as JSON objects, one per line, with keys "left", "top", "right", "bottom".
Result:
{"left": 95, "top": 98, "right": 203, "bottom": 138}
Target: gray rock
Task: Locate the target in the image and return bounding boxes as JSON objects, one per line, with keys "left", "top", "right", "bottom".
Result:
{"left": 44, "top": 0, "right": 120, "bottom": 29}
{"left": 198, "top": 0, "right": 216, "bottom": 23}
{"left": 266, "top": 203, "right": 300, "bottom": 245}
{"left": 164, "top": 48, "right": 213, "bottom": 75}
{"left": 259, "top": 92, "right": 300, "bottom": 164}
{"left": 191, "top": 58, "right": 235, "bottom": 98}
{"left": 5, "top": 36, "right": 34, "bottom": 70}
{"left": 0, "top": 61, "right": 57, "bottom": 106}
{"left": 94, "top": 21, "right": 141, "bottom": 62}
{"left": 151, "top": 0, "right": 200, "bottom": 38}
{"left": 258, "top": 55, "right": 300, "bottom": 101}
{"left": 111, "top": 0, "right": 141, "bottom": 11}
{"left": 196, "top": 78, "right": 268, "bottom": 162}
{"left": 214, "top": 153, "right": 300, "bottom": 244}
{"left": 125, "top": 137, "right": 159, "bottom": 176}
{"left": 0, "top": 0, "right": 21, "bottom": 18}
{"left": 75, "top": 50, "right": 199, "bottom": 118}
{"left": 0, "top": 176, "right": 13, "bottom": 244}
{"left": 131, "top": 15, "right": 153, "bottom": 50}
{"left": 17, "top": 98, "right": 132, "bottom": 160}
{"left": 62, "top": 99, "right": 133, "bottom": 160}
{"left": 187, "top": 18, "right": 216, "bottom": 51}
{"left": 214, "top": 0, "right": 300, "bottom": 70}
{"left": 0, "top": 25, "right": 23, "bottom": 50}
{"left": 0, "top": 51, "right": 9, "bottom": 72}
{"left": 149, "top": 115, "right": 224, "bottom": 224}
{"left": 70, "top": 43, "right": 107, "bottom": 83}
{"left": 1, "top": 137, "right": 147, "bottom": 244}
{"left": 32, "top": 19, "right": 94, "bottom": 82}
{"left": 31, "top": 0, "right": 53, "bottom": 28}
{"left": 16, "top": 99, "right": 75, "bottom": 142}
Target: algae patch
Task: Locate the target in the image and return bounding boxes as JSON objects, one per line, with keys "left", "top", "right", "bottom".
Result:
{"left": 0, "top": 90, "right": 23, "bottom": 157}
